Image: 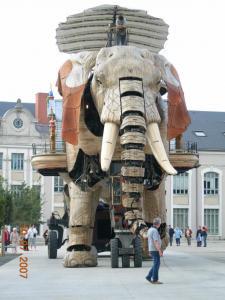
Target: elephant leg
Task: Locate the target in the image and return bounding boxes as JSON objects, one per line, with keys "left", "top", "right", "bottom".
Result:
{"left": 123, "top": 202, "right": 148, "bottom": 239}
{"left": 63, "top": 182, "right": 100, "bottom": 268}
{"left": 142, "top": 179, "right": 169, "bottom": 250}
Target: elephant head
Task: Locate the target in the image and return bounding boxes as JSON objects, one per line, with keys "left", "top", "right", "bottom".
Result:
{"left": 91, "top": 46, "right": 177, "bottom": 176}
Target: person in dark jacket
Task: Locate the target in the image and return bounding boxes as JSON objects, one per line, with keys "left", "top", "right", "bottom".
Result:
{"left": 196, "top": 226, "right": 202, "bottom": 247}
{"left": 168, "top": 225, "right": 174, "bottom": 246}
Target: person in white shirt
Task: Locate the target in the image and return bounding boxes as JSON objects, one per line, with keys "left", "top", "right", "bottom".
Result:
{"left": 28, "top": 225, "right": 38, "bottom": 250}
{"left": 10, "top": 228, "right": 19, "bottom": 253}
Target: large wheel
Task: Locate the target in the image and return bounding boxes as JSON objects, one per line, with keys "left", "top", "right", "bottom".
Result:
{"left": 134, "top": 236, "right": 142, "bottom": 268}
{"left": 110, "top": 238, "right": 119, "bottom": 268}
{"left": 48, "top": 230, "right": 58, "bottom": 259}
{"left": 122, "top": 255, "right": 130, "bottom": 268}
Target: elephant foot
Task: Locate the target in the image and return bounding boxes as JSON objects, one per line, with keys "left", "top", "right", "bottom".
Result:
{"left": 63, "top": 246, "right": 97, "bottom": 268}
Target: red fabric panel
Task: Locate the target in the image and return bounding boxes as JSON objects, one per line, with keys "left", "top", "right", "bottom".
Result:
{"left": 167, "top": 65, "right": 191, "bottom": 140}
{"left": 56, "top": 60, "right": 85, "bottom": 145}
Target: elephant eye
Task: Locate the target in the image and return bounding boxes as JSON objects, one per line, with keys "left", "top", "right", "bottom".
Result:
{"left": 96, "top": 78, "right": 102, "bottom": 85}
{"left": 109, "top": 53, "right": 113, "bottom": 57}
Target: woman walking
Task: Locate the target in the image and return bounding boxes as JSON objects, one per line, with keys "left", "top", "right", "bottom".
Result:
{"left": 10, "top": 228, "right": 19, "bottom": 253}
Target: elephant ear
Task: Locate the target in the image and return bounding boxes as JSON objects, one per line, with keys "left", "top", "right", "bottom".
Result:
{"left": 56, "top": 51, "right": 98, "bottom": 145}
{"left": 154, "top": 55, "right": 191, "bottom": 140}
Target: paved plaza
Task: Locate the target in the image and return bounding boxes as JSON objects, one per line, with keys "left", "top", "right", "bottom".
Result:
{"left": 0, "top": 240, "right": 225, "bottom": 300}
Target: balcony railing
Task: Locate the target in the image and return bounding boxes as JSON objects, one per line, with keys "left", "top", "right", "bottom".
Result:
{"left": 32, "top": 141, "right": 66, "bottom": 155}
{"left": 169, "top": 141, "right": 198, "bottom": 154}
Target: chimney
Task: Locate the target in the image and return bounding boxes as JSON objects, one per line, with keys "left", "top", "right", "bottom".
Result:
{"left": 35, "top": 93, "right": 48, "bottom": 124}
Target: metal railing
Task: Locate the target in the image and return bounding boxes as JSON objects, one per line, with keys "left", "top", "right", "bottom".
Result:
{"left": 169, "top": 141, "right": 198, "bottom": 154}
{"left": 32, "top": 141, "right": 66, "bottom": 155}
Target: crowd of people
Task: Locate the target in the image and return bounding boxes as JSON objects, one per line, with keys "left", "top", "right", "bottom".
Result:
{"left": 2, "top": 224, "right": 38, "bottom": 253}
{"left": 168, "top": 225, "right": 208, "bottom": 247}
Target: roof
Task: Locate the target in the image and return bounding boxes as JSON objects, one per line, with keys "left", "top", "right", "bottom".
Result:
{"left": 0, "top": 101, "right": 35, "bottom": 118}
{"left": 0, "top": 101, "right": 49, "bottom": 135}
{"left": 183, "top": 111, "right": 225, "bottom": 152}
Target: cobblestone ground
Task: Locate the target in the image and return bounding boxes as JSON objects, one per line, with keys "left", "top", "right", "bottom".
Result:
{"left": 0, "top": 240, "right": 225, "bottom": 300}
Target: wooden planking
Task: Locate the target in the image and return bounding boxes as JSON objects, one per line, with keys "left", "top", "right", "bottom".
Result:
{"left": 122, "top": 182, "right": 143, "bottom": 193}
{"left": 121, "top": 96, "right": 145, "bottom": 115}
{"left": 56, "top": 5, "right": 168, "bottom": 54}
{"left": 120, "top": 131, "right": 146, "bottom": 145}
{"left": 57, "top": 21, "right": 168, "bottom": 36}
{"left": 121, "top": 115, "right": 146, "bottom": 130}
{"left": 121, "top": 149, "right": 145, "bottom": 161}
{"left": 58, "top": 41, "right": 162, "bottom": 54}
{"left": 120, "top": 80, "right": 143, "bottom": 94}
{"left": 121, "top": 166, "right": 145, "bottom": 177}
{"left": 169, "top": 153, "right": 199, "bottom": 169}
{"left": 31, "top": 153, "right": 67, "bottom": 170}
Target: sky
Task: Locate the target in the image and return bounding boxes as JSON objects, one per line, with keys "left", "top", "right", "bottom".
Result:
{"left": 0, "top": 0, "right": 225, "bottom": 112}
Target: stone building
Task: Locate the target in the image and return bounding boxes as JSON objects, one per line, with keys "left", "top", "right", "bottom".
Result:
{"left": 0, "top": 95, "right": 64, "bottom": 235}
{"left": 166, "top": 111, "right": 225, "bottom": 239}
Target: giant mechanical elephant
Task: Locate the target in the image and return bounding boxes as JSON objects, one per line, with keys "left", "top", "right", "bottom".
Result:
{"left": 56, "top": 45, "right": 190, "bottom": 267}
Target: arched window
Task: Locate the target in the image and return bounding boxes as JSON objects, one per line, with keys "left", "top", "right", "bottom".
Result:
{"left": 204, "top": 172, "right": 219, "bottom": 195}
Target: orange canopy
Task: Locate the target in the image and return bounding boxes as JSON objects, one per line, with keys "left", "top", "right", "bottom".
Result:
{"left": 56, "top": 60, "right": 85, "bottom": 145}
{"left": 167, "top": 65, "right": 191, "bottom": 140}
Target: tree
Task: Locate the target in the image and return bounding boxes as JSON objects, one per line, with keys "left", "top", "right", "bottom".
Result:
{"left": 0, "top": 176, "right": 13, "bottom": 227}
{"left": 12, "top": 183, "right": 42, "bottom": 226}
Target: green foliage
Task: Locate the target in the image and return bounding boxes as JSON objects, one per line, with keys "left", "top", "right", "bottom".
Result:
{"left": 0, "top": 176, "right": 13, "bottom": 227}
{"left": 12, "top": 183, "right": 42, "bottom": 226}
{"left": 0, "top": 176, "right": 42, "bottom": 227}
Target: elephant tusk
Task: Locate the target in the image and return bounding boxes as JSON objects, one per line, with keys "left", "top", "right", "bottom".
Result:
{"left": 101, "top": 122, "right": 119, "bottom": 172}
{"left": 146, "top": 123, "right": 177, "bottom": 175}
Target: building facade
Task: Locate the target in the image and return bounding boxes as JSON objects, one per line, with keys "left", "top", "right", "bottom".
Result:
{"left": 0, "top": 96, "right": 64, "bottom": 235}
{"left": 166, "top": 111, "right": 225, "bottom": 239}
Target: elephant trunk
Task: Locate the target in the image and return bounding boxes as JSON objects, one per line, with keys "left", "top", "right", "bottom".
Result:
{"left": 119, "top": 77, "right": 147, "bottom": 236}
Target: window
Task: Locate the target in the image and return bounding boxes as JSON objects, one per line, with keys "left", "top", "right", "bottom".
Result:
{"left": 11, "top": 185, "right": 23, "bottom": 197}
{"left": 173, "top": 208, "right": 188, "bottom": 232}
{"left": 173, "top": 172, "right": 188, "bottom": 194}
{"left": 0, "top": 153, "right": 3, "bottom": 169}
{"left": 169, "top": 138, "right": 176, "bottom": 151}
{"left": 194, "top": 131, "right": 206, "bottom": 137}
{"left": 11, "top": 153, "right": 24, "bottom": 170}
{"left": 56, "top": 121, "right": 64, "bottom": 151}
{"left": 54, "top": 176, "right": 64, "bottom": 192}
{"left": 204, "top": 172, "right": 219, "bottom": 195}
{"left": 204, "top": 209, "right": 219, "bottom": 235}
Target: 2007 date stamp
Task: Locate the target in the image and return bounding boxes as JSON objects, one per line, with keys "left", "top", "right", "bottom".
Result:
{"left": 19, "top": 227, "right": 29, "bottom": 279}
{"left": 19, "top": 256, "right": 28, "bottom": 278}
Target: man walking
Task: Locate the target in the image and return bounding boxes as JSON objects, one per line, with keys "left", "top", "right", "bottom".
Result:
{"left": 145, "top": 217, "right": 163, "bottom": 284}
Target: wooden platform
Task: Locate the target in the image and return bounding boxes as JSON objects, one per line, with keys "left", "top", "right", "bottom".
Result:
{"left": 56, "top": 5, "right": 168, "bottom": 54}
{"left": 169, "top": 151, "right": 199, "bottom": 172}
{"left": 31, "top": 153, "right": 67, "bottom": 176}
{"left": 31, "top": 151, "right": 199, "bottom": 176}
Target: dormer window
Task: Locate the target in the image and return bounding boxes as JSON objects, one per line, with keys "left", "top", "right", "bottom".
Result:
{"left": 194, "top": 131, "right": 206, "bottom": 137}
